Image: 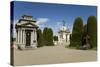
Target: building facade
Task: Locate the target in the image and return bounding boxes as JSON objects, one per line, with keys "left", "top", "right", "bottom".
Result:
{"left": 15, "top": 15, "right": 38, "bottom": 50}
{"left": 58, "top": 21, "right": 70, "bottom": 46}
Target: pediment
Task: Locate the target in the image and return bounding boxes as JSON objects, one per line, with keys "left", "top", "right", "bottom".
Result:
{"left": 15, "top": 18, "right": 38, "bottom": 29}
{"left": 16, "top": 22, "right": 38, "bottom": 27}
{"left": 21, "top": 22, "right": 36, "bottom": 27}
{"left": 25, "top": 23, "right": 34, "bottom": 27}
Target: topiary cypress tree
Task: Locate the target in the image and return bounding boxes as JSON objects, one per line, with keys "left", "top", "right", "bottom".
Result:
{"left": 43, "top": 27, "right": 54, "bottom": 46}
{"left": 37, "top": 29, "right": 43, "bottom": 47}
{"left": 43, "top": 27, "right": 48, "bottom": 46}
{"left": 70, "top": 17, "right": 84, "bottom": 48}
{"left": 47, "top": 28, "right": 54, "bottom": 46}
{"left": 83, "top": 24, "right": 87, "bottom": 36}
{"left": 87, "top": 16, "right": 97, "bottom": 48}
{"left": 81, "top": 24, "right": 88, "bottom": 46}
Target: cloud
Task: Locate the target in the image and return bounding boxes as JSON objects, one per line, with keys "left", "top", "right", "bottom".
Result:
{"left": 36, "top": 18, "right": 49, "bottom": 25}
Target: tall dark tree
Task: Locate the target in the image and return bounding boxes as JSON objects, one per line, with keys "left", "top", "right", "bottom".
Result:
{"left": 43, "top": 27, "right": 48, "bottom": 46}
{"left": 83, "top": 24, "right": 87, "bottom": 36}
{"left": 47, "top": 28, "right": 54, "bottom": 46}
{"left": 81, "top": 24, "right": 87, "bottom": 46}
{"left": 70, "top": 17, "right": 84, "bottom": 48}
{"left": 43, "top": 27, "right": 54, "bottom": 46}
{"left": 37, "top": 29, "right": 43, "bottom": 47}
{"left": 87, "top": 16, "right": 97, "bottom": 48}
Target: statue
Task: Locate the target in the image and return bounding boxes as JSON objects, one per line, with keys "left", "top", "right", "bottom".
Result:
{"left": 81, "top": 34, "right": 91, "bottom": 50}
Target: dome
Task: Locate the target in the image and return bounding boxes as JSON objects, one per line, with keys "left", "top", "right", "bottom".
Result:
{"left": 58, "top": 21, "right": 70, "bottom": 33}
{"left": 60, "top": 26, "right": 67, "bottom": 31}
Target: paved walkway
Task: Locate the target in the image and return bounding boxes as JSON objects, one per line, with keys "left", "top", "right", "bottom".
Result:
{"left": 14, "top": 45, "right": 97, "bottom": 66}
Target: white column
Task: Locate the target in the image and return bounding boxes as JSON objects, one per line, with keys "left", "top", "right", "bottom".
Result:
{"left": 35, "top": 30, "right": 37, "bottom": 42}
{"left": 67, "top": 34, "right": 68, "bottom": 42}
{"left": 20, "top": 29, "right": 22, "bottom": 44}
{"left": 22, "top": 29, "right": 23, "bottom": 44}
{"left": 17, "top": 29, "right": 19, "bottom": 44}
{"left": 23, "top": 30, "right": 25, "bottom": 44}
{"left": 68, "top": 34, "right": 70, "bottom": 41}
{"left": 19, "top": 29, "right": 20, "bottom": 44}
{"left": 31, "top": 32, "right": 32, "bottom": 44}
{"left": 21, "top": 29, "right": 23, "bottom": 44}
{"left": 24, "top": 30, "right": 26, "bottom": 45}
{"left": 32, "top": 30, "right": 34, "bottom": 42}
{"left": 31, "top": 32, "right": 32, "bottom": 45}
{"left": 16, "top": 31, "right": 17, "bottom": 44}
{"left": 17, "top": 30, "right": 18, "bottom": 44}
{"left": 35, "top": 29, "right": 37, "bottom": 48}
{"left": 34, "top": 30, "right": 35, "bottom": 41}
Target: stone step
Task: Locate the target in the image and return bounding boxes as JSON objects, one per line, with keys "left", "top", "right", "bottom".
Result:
{"left": 18, "top": 46, "right": 37, "bottom": 50}
{"left": 23, "top": 47, "right": 36, "bottom": 50}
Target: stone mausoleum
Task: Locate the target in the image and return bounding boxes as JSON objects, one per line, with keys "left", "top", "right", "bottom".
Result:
{"left": 15, "top": 15, "right": 38, "bottom": 50}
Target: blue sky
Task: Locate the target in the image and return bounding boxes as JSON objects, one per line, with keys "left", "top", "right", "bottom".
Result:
{"left": 12, "top": 1, "right": 97, "bottom": 36}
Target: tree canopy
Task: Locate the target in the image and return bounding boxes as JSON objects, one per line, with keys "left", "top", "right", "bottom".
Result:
{"left": 37, "top": 29, "right": 43, "bottom": 47}
{"left": 70, "top": 17, "right": 84, "bottom": 48}
{"left": 43, "top": 27, "right": 54, "bottom": 46}
{"left": 87, "top": 16, "right": 97, "bottom": 48}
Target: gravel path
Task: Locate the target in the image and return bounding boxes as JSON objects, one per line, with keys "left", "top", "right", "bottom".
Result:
{"left": 14, "top": 45, "right": 97, "bottom": 66}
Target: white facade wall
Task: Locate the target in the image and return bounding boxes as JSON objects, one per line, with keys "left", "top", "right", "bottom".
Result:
{"left": 58, "top": 32, "right": 70, "bottom": 46}
{"left": 16, "top": 28, "right": 37, "bottom": 50}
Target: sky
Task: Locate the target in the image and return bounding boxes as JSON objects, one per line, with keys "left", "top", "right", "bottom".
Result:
{"left": 12, "top": 1, "right": 97, "bottom": 36}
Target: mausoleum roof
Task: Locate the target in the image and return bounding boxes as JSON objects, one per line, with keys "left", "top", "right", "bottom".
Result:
{"left": 15, "top": 15, "right": 38, "bottom": 29}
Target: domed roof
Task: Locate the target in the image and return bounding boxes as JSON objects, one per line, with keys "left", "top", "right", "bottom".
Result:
{"left": 58, "top": 20, "right": 70, "bottom": 33}
{"left": 58, "top": 26, "right": 70, "bottom": 33}
{"left": 60, "top": 26, "right": 67, "bottom": 31}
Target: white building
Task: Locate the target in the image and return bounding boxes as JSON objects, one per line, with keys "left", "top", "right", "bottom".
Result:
{"left": 15, "top": 15, "right": 38, "bottom": 50}
{"left": 58, "top": 22, "right": 70, "bottom": 46}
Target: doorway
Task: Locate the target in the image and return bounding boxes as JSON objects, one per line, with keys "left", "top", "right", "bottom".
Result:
{"left": 26, "top": 30, "right": 31, "bottom": 47}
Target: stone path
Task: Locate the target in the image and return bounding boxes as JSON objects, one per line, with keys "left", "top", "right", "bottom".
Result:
{"left": 14, "top": 45, "right": 97, "bottom": 66}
